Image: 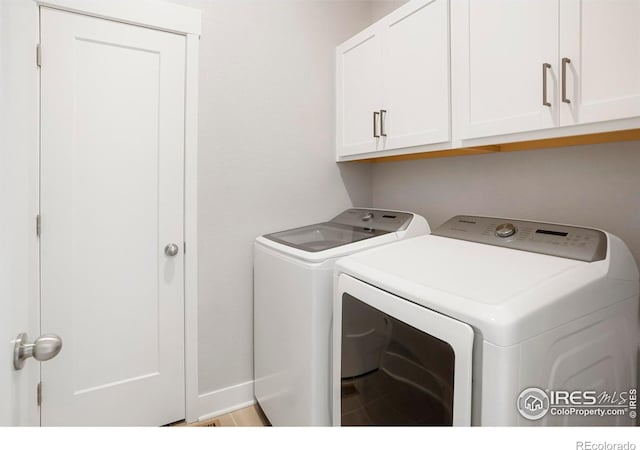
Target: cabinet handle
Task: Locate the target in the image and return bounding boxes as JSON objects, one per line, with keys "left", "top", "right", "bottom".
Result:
{"left": 373, "top": 111, "right": 380, "bottom": 138}
{"left": 542, "top": 63, "right": 551, "bottom": 107}
{"left": 380, "top": 110, "right": 387, "bottom": 137}
{"left": 562, "top": 57, "right": 571, "bottom": 104}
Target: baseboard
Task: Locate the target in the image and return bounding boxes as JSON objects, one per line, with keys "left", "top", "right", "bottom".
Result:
{"left": 196, "top": 380, "right": 256, "bottom": 422}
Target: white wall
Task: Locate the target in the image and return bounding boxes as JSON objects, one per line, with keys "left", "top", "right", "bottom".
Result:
{"left": 371, "top": 141, "right": 640, "bottom": 266}
{"left": 167, "top": 0, "right": 374, "bottom": 417}
{"left": 370, "top": 0, "right": 408, "bottom": 22}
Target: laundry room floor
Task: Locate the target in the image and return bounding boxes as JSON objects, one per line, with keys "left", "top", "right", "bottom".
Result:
{"left": 175, "top": 405, "right": 269, "bottom": 427}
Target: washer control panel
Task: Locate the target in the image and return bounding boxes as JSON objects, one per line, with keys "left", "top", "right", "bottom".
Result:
{"left": 432, "top": 215, "right": 607, "bottom": 262}
{"left": 331, "top": 209, "right": 414, "bottom": 232}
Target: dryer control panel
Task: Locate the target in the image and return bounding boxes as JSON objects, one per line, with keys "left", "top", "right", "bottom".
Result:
{"left": 432, "top": 215, "right": 607, "bottom": 262}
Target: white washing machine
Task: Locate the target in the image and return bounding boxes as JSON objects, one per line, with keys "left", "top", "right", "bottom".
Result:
{"left": 333, "top": 215, "right": 639, "bottom": 426}
{"left": 254, "top": 208, "right": 429, "bottom": 426}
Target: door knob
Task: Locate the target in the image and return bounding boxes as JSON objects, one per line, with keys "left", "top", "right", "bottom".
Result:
{"left": 13, "top": 333, "right": 63, "bottom": 370}
{"left": 164, "top": 243, "right": 179, "bottom": 257}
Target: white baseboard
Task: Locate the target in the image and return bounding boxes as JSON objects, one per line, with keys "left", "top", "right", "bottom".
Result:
{"left": 196, "top": 380, "right": 256, "bottom": 422}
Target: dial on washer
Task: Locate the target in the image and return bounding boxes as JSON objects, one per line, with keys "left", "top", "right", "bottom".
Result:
{"left": 495, "top": 223, "right": 517, "bottom": 238}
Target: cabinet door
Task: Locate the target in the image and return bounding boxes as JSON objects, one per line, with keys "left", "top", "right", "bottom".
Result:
{"left": 380, "top": 0, "right": 450, "bottom": 151}
{"left": 336, "top": 28, "right": 383, "bottom": 157}
{"left": 453, "top": 0, "right": 559, "bottom": 139}
{"left": 560, "top": 0, "right": 640, "bottom": 125}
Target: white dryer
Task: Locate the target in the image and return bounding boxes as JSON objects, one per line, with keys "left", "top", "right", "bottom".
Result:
{"left": 254, "top": 208, "right": 429, "bottom": 426}
{"left": 333, "top": 215, "right": 639, "bottom": 426}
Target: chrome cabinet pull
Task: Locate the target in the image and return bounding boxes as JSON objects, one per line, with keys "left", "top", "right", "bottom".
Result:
{"left": 542, "top": 63, "right": 552, "bottom": 107}
{"left": 380, "top": 110, "right": 387, "bottom": 137}
{"left": 373, "top": 111, "right": 380, "bottom": 138}
{"left": 562, "top": 57, "right": 571, "bottom": 104}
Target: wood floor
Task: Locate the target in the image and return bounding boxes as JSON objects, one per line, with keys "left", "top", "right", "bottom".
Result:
{"left": 175, "top": 405, "right": 270, "bottom": 427}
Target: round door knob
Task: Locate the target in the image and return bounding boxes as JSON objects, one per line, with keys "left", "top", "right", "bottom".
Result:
{"left": 32, "top": 334, "right": 63, "bottom": 362}
{"left": 361, "top": 213, "right": 374, "bottom": 222}
{"left": 164, "top": 243, "right": 179, "bottom": 257}
{"left": 495, "top": 223, "right": 517, "bottom": 238}
{"left": 13, "top": 332, "right": 63, "bottom": 370}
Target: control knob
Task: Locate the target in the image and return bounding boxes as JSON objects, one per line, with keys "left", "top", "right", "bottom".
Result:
{"left": 495, "top": 223, "right": 516, "bottom": 238}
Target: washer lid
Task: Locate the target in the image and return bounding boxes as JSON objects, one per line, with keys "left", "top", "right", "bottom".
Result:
{"left": 263, "top": 222, "right": 388, "bottom": 253}
{"left": 262, "top": 208, "right": 414, "bottom": 252}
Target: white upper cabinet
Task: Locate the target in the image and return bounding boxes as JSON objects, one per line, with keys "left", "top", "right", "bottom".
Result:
{"left": 336, "top": 0, "right": 450, "bottom": 159}
{"left": 337, "top": 0, "right": 640, "bottom": 161}
{"left": 453, "top": 0, "right": 640, "bottom": 140}
{"left": 452, "top": 0, "right": 559, "bottom": 139}
{"left": 381, "top": 0, "right": 450, "bottom": 151}
{"left": 559, "top": 0, "right": 640, "bottom": 126}
{"left": 337, "top": 29, "right": 383, "bottom": 156}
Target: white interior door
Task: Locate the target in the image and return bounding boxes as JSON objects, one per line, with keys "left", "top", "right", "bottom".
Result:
{"left": 381, "top": 0, "right": 450, "bottom": 151}
{"left": 453, "top": 0, "right": 559, "bottom": 139}
{"left": 40, "top": 7, "right": 185, "bottom": 426}
{"left": 559, "top": 0, "right": 640, "bottom": 125}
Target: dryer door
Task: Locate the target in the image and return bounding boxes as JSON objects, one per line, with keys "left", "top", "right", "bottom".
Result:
{"left": 333, "top": 274, "right": 474, "bottom": 426}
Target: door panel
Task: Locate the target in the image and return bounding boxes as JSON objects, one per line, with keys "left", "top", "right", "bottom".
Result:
{"left": 341, "top": 293, "right": 456, "bottom": 425}
{"left": 334, "top": 275, "right": 473, "bottom": 426}
{"left": 454, "top": 0, "right": 559, "bottom": 138}
{"left": 336, "top": 30, "right": 383, "bottom": 157}
{"left": 560, "top": 0, "right": 640, "bottom": 125}
{"left": 381, "top": 0, "right": 450, "bottom": 151}
{"left": 40, "top": 7, "right": 185, "bottom": 426}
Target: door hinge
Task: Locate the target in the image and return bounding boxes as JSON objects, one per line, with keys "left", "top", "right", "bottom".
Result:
{"left": 36, "top": 214, "right": 41, "bottom": 237}
{"left": 184, "top": 241, "right": 186, "bottom": 254}
{"left": 36, "top": 44, "right": 41, "bottom": 68}
{"left": 37, "top": 382, "right": 42, "bottom": 406}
